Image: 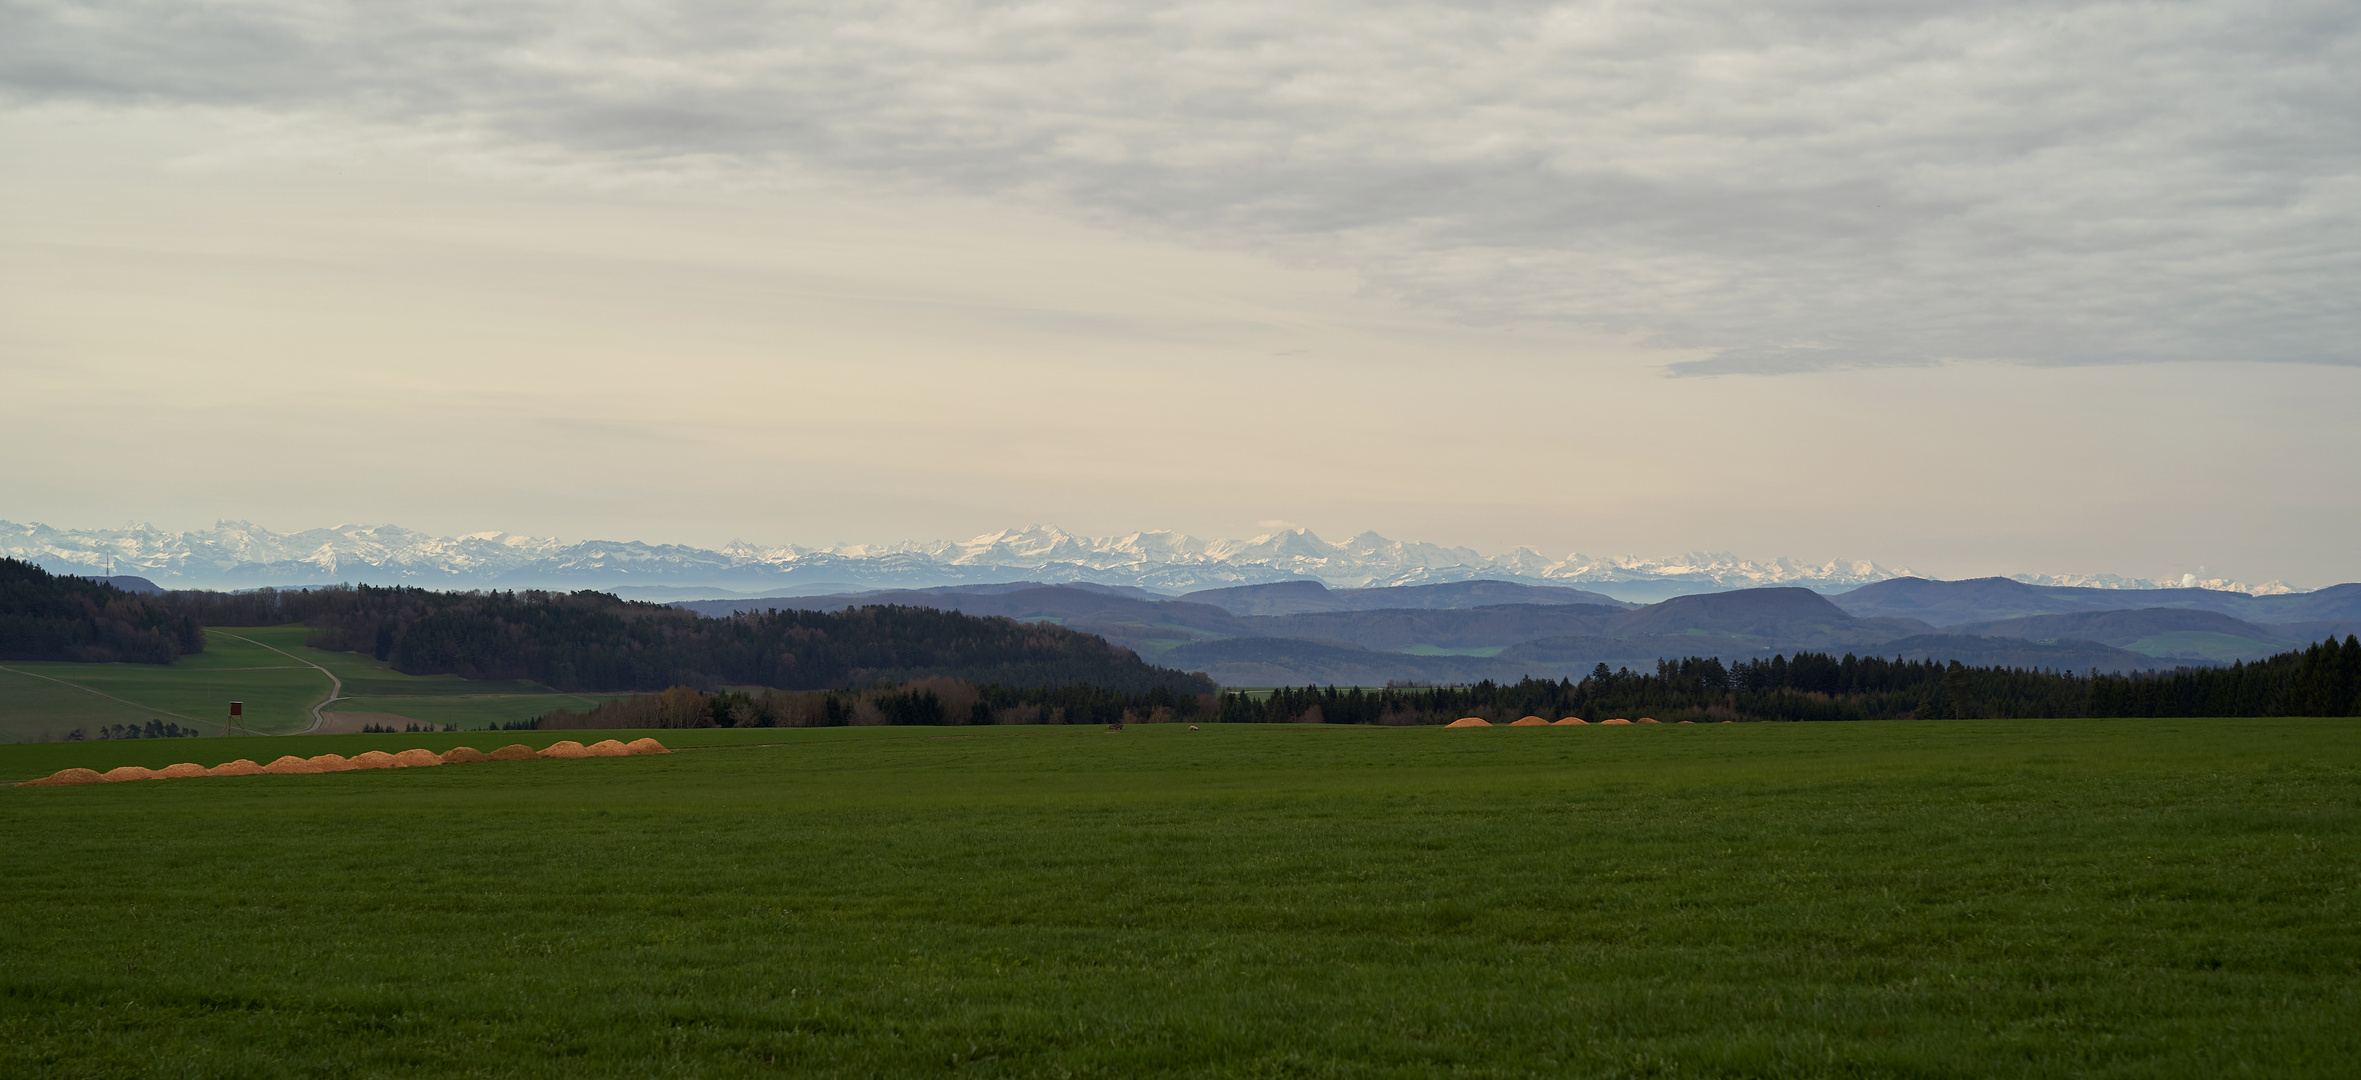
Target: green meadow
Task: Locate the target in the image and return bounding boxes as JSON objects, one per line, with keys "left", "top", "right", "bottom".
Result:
{"left": 2119, "top": 631, "right": 2291, "bottom": 665}
{"left": 0, "top": 626, "right": 619, "bottom": 741}
{"left": 4, "top": 718, "right": 2358, "bottom": 1077}
{"left": 1398, "top": 644, "right": 1509, "bottom": 657}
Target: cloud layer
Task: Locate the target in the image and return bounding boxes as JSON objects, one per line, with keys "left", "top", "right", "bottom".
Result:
{"left": 5, "top": 0, "right": 2356, "bottom": 373}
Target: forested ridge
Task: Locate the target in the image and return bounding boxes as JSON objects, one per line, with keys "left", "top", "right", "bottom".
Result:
{"left": 2087, "top": 635, "right": 2361, "bottom": 717}
{"left": 152, "top": 584, "right": 1214, "bottom": 695}
{"left": 1220, "top": 639, "right": 2361, "bottom": 724}
{"left": 16, "top": 565, "right": 2354, "bottom": 718}
{"left": 530, "top": 676, "right": 1209, "bottom": 730}
{"left": 539, "top": 638, "right": 2361, "bottom": 727}
{"left": 0, "top": 558, "right": 202, "bottom": 663}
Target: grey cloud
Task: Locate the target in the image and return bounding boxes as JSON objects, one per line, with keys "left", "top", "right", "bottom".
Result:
{"left": 5, "top": 0, "right": 2355, "bottom": 373}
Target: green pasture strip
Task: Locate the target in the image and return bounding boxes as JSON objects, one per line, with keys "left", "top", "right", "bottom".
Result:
{"left": 2122, "top": 631, "right": 2288, "bottom": 663}
{"left": 1399, "top": 643, "right": 1509, "bottom": 657}
{"left": 0, "top": 628, "right": 337, "bottom": 738}
{"left": 0, "top": 625, "right": 606, "bottom": 741}
{"left": 0, "top": 667, "right": 166, "bottom": 742}
{"left": 326, "top": 693, "right": 630, "bottom": 731}
{"left": 0, "top": 660, "right": 325, "bottom": 738}
{"left": 233, "top": 625, "right": 589, "bottom": 730}
{"left": 3, "top": 719, "right": 2358, "bottom": 1077}
{"left": 208, "top": 625, "right": 513, "bottom": 688}
{"left": 161, "top": 627, "right": 318, "bottom": 671}
{"left": 334, "top": 676, "right": 558, "bottom": 696}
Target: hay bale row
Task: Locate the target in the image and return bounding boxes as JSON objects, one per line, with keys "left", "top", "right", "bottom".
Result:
{"left": 16, "top": 737, "right": 669, "bottom": 787}
{"left": 1448, "top": 716, "right": 1684, "bottom": 728}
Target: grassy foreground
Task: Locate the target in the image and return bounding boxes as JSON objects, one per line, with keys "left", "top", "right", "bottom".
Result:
{"left": 2, "top": 719, "right": 2357, "bottom": 1078}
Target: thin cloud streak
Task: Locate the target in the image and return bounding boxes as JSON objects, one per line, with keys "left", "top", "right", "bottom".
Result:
{"left": 5, "top": 0, "right": 2355, "bottom": 374}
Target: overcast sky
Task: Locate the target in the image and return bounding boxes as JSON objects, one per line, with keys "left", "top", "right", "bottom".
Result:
{"left": 3, "top": 0, "right": 2356, "bottom": 585}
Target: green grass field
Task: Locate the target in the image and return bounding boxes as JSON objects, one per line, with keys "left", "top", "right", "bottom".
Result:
{"left": 3, "top": 718, "right": 2357, "bottom": 1077}
{"left": 1399, "top": 644, "right": 1510, "bottom": 657}
{"left": 2120, "top": 631, "right": 2289, "bottom": 664}
{"left": 0, "top": 627, "right": 620, "bottom": 741}
{"left": 0, "top": 630, "right": 332, "bottom": 739}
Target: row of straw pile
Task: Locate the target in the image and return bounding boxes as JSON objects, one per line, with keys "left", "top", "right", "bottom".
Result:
{"left": 1445, "top": 716, "right": 1683, "bottom": 727}
{"left": 16, "top": 738, "right": 671, "bottom": 786}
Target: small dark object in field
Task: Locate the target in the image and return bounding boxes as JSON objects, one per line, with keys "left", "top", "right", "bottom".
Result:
{"left": 1106, "top": 723, "right": 1123, "bottom": 732}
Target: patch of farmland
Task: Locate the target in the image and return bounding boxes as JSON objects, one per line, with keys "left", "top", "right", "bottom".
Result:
{"left": 0, "top": 667, "right": 165, "bottom": 741}
{"left": 3, "top": 719, "right": 2357, "bottom": 1075}
{"left": 0, "top": 624, "right": 622, "bottom": 740}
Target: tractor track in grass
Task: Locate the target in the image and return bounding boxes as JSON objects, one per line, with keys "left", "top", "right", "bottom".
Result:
{"left": 1, "top": 633, "right": 345, "bottom": 738}
{"left": 0, "top": 664, "right": 219, "bottom": 729}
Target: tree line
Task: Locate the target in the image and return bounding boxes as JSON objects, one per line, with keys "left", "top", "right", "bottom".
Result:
{"left": 65, "top": 721, "right": 204, "bottom": 741}
{"left": 2087, "top": 635, "right": 2360, "bottom": 717}
{"left": 142, "top": 583, "right": 1216, "bottom": 696}
{"left": 1219, "top": 641, "right": 2361, "bottom": 724}
{"left": 529, "top": 676, "right": 1213, "bottom": 730}
{"left": 0, "top": 559, "right": 202, "bottom": 664}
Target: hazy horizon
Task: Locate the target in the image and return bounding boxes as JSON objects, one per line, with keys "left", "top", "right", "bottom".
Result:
{"left": 5, "top": 516, "right": 2337, "bottom": 597}
{"left": 6, "top": 2, "right": 2355, "bottom": 588}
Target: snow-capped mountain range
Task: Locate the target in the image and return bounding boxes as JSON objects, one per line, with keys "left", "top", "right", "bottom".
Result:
{"left": 0, "top": 520, "right": 2306, "bottom": 600}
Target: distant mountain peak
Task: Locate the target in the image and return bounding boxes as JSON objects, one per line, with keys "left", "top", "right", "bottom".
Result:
{"left": 0, "top": 518, "right": 2308, "bottom": 599}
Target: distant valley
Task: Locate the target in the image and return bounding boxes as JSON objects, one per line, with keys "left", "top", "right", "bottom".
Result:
{"left": 680, "top": 577, "right": 2361, "bottom": 686}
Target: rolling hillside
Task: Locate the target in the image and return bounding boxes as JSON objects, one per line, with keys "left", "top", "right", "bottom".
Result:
{"left": 0, "top": 625, "right": 620, "bottom": 742}
{"left": 1833, "top": 577, "right": 2361, "bottom": 627}
{"left": 687, "top": 579, "right": 2230, "bottom": 685}
{"left": 1953, "top": 608, "right": 2298, "bottom": 663}
{"left": 1177, "top": 579, "right": 1634, "bottom": 615}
